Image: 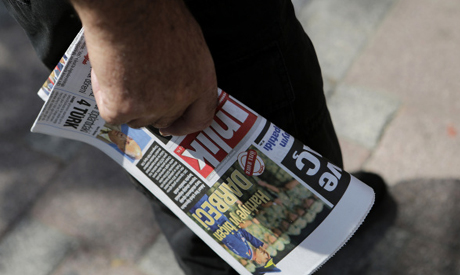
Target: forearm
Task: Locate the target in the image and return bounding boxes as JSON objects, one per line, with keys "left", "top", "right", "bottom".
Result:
{"left": 69, "top": 0, "right": 190, "bottom": 47}
{"left": 68, "top": 0, "right": 199, "bottom": 91}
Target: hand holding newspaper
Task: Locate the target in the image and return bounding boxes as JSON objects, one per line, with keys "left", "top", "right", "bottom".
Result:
{"left": 32, "top": 29, "right": 374, "bottom": 275}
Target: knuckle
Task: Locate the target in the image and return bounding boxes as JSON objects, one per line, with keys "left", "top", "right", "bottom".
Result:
{"left": 99, "top": 107, "right": 127, "bottom": 125}
{"left": 150, "top": 119, "right": 173, "bottom": 129}
{"left": 100, "top": 111, "right": 121, "bottom": 125}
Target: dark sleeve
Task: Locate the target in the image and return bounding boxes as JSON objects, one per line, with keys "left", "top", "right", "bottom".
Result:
{"left": 1, "top": 0, "right": 81, "bottom": 70}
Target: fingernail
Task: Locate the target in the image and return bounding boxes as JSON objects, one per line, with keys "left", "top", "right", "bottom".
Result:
{"left": 159, "top": 130, "right": 171, "bottom": 137}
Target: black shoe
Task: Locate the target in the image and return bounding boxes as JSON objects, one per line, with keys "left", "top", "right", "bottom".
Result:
{"left": 351, "top": 171, "right": 396, "bottom": 230}
{"left": 315, "top": 172, "right": 395, "bottom": 274}
{"left": 352, "top": 171, "right": 387, "bottom": 208}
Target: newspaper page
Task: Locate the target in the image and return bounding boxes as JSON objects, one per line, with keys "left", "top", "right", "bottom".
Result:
{"left": 31, "top": 30, "right": 374, "bottom": 275}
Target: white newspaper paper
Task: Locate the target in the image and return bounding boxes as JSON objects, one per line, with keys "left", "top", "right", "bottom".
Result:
{"left": 32, "top": 29, "right": 374, "bottom": 275}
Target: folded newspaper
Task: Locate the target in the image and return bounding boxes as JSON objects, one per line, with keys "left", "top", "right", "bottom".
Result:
{"left": 32, "top": 29, "right": 374, "bottom": 275}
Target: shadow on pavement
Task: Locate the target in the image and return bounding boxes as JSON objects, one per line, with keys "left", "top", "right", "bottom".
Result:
{"left": 316, "top": 183, "right": 398, "bottom": 275}
{"left": 316, "top": 178, "right": 460, "bottom": 275}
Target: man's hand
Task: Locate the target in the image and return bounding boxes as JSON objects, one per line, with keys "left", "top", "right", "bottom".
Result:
{"left": 70, "top": 0, "right": 217, "bottom": 136}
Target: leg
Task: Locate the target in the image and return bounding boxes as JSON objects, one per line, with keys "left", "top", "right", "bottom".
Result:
{"left": 132, "top": 1, "right": 342, "bottom": 274}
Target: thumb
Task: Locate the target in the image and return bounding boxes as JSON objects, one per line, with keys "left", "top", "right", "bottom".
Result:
{"left": 91, "top": 69, "right": 115, "bottom": 124}
{"left": 91, "top": 69, "right": 102, "bottom": 106}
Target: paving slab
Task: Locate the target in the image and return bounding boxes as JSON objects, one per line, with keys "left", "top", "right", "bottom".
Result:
{"left": 52, "top": 248, "right": 148, "bottom": 275}
{"left": 317, "top": 178, "right": 460, "bottom": 275}
{"left": 345, "top": 0, "right": 460, "bottom": 118}
{"left": 338, "top": 137, "right": 371, "bottom": 172}
{"left": 323, "top": 77, "right": 336, "bottom": 99}
{"left": 342, "top": 0, "right": 460, "bottom": 185}
{"left": 387, "top": 179, "right": 460, "bottom": 275}
{"left": 327, "top": 84, "right": 400, "bottom": 149}
{"left": 365, "top": 107, "right": 460, "bottom": 185}
{"left": 393, "top": 235, "right": 460, "bottom": 275}
{"left": 292, "top": 0, "right": 311, "bottom": 14}
{"left": 0, "top": 67, "right": 48, "bottom": 137}
{"left": 0, "top": 140, "right": 60, "bottom": 235}
{"left": 297, "top": 0, "right": 396, "bottom": 81}
{"left": 25, "top": 133, "right": 84, "bottom": 162}
{"left": 138, "top": 233, "right": 185, "bottom": 275}
{"left": 0, "top": 217, "right": 75, "bottom": 275}
{"left": 32, "top": 145, "right": 160, "bottom": 261}
{"left": 393, "top": 178, "right": 460, "bottom": 248}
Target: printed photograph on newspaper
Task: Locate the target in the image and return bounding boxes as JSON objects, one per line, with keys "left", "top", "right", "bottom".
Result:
{"left": 96, "top": 123, "right": 151, "bottom": 161}
{"left": 188, "top": 146, "right": 331, "bottom": 275}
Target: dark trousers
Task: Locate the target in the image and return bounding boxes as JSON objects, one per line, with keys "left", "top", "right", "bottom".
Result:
{"left": 135, "top": 1, "right": 343, "bottom": 274}
{"left": 4, "top": 0, "right": 342, "bottom": 274}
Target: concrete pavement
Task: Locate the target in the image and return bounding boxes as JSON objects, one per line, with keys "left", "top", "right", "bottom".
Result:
{"left": 1, "top": 0, "right": 459, "bottom": 274}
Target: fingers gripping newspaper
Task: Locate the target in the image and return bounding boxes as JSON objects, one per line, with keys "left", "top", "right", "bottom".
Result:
{"left": 32, "top": 29, "right": 374, "bottom": 275}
